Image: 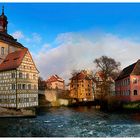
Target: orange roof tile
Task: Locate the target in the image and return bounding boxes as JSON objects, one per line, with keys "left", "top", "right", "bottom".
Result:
{"left": 0, "top": 48, "right": 28, "bottom": 71}
{"left": 46, "top": 75, "right": 64, "bottom": 83}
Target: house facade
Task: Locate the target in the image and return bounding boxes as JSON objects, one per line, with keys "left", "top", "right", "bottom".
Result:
{"left": 69, "top": 70, "right": 94, "bottom": 101}
{"left": 115, "top": 60, "right": 140, "bottom": 102}
{"left": 46, "top": 75, "right": 65, "bottom": 90}
{"left": 0, "top": 7, "right": 39, "bottom": 108}
{"left": 93, "top": 71, "right": 115, "bottom": 100}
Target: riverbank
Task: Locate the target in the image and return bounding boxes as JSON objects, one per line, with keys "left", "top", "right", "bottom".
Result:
{"left": 0, "top": 107, "right": 36, "bottom": 117}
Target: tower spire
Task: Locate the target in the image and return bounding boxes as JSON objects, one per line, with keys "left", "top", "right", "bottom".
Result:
{"left": 2, "top": 6, "right": 4, "bottom": 15}
{"left": 0, "top": 6, "right": 8, "bottom": 33}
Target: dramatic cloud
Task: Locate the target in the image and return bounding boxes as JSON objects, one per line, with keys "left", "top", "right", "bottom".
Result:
{"left": 32, "top": 31, "right": 140, "bottom": 83}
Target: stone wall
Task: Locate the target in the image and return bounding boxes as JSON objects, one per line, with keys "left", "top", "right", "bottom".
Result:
{"left": 38, "top": 89, "right": 70, "bottom": 107}
{"left": 0, "top": 107, "right": 36, "bottom": 117}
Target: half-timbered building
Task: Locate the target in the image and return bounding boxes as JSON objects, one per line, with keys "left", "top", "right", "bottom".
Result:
{"left": 0, "top": 7, "right": 39, "bottom": 109}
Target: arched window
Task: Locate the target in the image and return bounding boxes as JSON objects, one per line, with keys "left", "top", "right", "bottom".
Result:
{"left": 1, "top": 47, "right": 4, "bottom": 55}
{"left": 134, "top": 90, "right": 137, "bottom": 95}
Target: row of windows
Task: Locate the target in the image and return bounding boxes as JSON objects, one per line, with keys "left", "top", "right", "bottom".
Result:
{"left": 0, "top": 98, "right": 16, "bottom": 103}
{"left": 71, "top": 84, "right": 91, "bottom": 87}
{"left": 116, "top": 90, "right": 138, "bottom": 96}
{"left": 0, "top": 72, "right": 38, "bottom": 80}
{"left": 12, "top": 72, "right": 37, "bottom": 79}
{"left": 12, "top": 84, "right": 37, "bottom": 90}
{"left": 18, "top": 97, "right": 37, "bottom": 103}
{"left": 116, "top": 90, "right": 130, "bottom": 96}
{"left": 116, "top": 78, "right": 130, "bottom": 87}
{"left": 20, "top": 65, "right": 35, "bottom": 71}
{"left": 80, "top": 93, "right": 91, "bottom": 96}
{"left": 0, "top": 97, "right": 37, "bottom": 103}
{"left": 116, "top": 78, "right": 139, "bottom": 87}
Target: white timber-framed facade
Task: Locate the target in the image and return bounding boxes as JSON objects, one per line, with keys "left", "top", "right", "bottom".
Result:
{"left": 0, "top": 7, "right": 39, "bottom": 109}
{"left": 0, "top": 49, "right": 39, "bottom": 109}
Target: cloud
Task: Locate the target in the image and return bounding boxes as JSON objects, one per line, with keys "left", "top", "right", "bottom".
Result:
{"left": 25, "top": 33, "right": 42, "bottom": 44}
{"left": 12, "top": 31, "right": 24, "bottom": 39}
{"left": 12, "top": 31, "right": 42, "bottom": 46}
{"left": 32, "top": 31, "right": 140, "bottom": 84}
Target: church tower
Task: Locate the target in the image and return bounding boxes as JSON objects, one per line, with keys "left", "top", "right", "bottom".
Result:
{"left": 0, "top": 6, "right": 8, "bottom": 33}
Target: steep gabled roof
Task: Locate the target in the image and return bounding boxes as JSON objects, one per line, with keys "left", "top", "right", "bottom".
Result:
{"left": 70, "top": 71, "right": 92, "bottom": 81}
{"left": 115, "top": 62, "right": 137, "bottom": 81}
{"left": 0, "top": 48, "right": 28, "bottom": 71}
{"left": 46, "top": 75, "right": 64, "bottom": 83}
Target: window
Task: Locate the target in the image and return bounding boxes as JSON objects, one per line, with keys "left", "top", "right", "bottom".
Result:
{"left": 34, "top": 85, "right": 37, "bottom": 90}
{"left": 33, "top": 74, "right": 35, "bottom": 79}
{"left": 1, "top": 47, "right": 4, "bottom": 55}
{"left": 18, "top": 84, "right": 21, "bottom": 90}
{"left": 12, "top": 84, "right": 16, "bottom": 90}
{"left": 134, "top": 90, "right": 138, "bottom": 95}
{"left": 34, "top": 97, "right": 37, "bottom": 102}
{"left": 24, "top": 98, "right": 29, "bottom": 102}
{"left": 22, "top": 84, "right": 26, "bottom": 90}
{"left": 19, "top": 73, "right": 22, "bottom": 78}
{"left": 26, "top": 73, "right": 29, "bottom": 79}
{"left": 28, "top": 84, "right": 31, "bottom": 90}
{"left": 11, "top": 73, "right": 15, "bottom": 78}
{"left": 133, "top": 78, "right": 137, "bottom": 84}
{"left": 128, "top": 90, "right": 130, "bottom": 95}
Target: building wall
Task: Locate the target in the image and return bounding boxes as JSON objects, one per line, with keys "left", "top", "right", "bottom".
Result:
{"left": 70, "top": 79, "right": 94, "bottom": 101}
{"left": 115, "top": 75, "right": 140, "bottom": 102}
{"left": 0, "top": 51, "right": 38, "bottom": 109}
{"left": 16, "top": 51, "right": 38, "bottom": 108}
{"left": 130, "top": 75, "right": 140, "bottom": 101}
{"left": 50, "top": 81, "right": 65, "bottom": 90}
{"left": 0, "top": 70, "right": 17, "bottom": 108}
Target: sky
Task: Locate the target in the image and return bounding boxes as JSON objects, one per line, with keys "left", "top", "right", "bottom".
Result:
{"left": 1, "top": 3, "right": 140, "bottom": 83}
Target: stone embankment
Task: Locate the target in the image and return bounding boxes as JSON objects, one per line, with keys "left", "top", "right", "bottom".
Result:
{"left": 0, "top": 107, "right": 36, "bottom": 117}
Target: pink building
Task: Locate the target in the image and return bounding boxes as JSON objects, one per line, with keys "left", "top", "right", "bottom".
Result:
{"left": 115, "top": 60, "right": 140, "bottom": 102}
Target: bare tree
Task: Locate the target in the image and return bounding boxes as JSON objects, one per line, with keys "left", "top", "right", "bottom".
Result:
{"left": 38, "top": 76, "right": 47, "bottom": 90}
{"left": 94, "top": 56, "right": 121, "bottom": 101}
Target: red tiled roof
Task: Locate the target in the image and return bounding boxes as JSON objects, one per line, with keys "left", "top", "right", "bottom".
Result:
{"left": 0, "top": 48, "right": 28, "bottom": 71}
{"left": 46, "top": 75, "right": 64, "bottom": 83}
{"left": 71, "top": 72, "right": 92, "bottom": 80}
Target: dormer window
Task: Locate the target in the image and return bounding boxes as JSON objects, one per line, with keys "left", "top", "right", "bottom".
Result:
{"left": 133, "top": 78, "right": 137, "bottom": 84}
{"left": 1, "top": 47, "right": 4, "bottom": 55}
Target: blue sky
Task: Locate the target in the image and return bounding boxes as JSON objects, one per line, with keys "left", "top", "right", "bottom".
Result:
{"left": 1, "top": 3, "right": 140, "bottom": 81}
{"left": 4, "top": 3, "right": 140, "bottom": 48}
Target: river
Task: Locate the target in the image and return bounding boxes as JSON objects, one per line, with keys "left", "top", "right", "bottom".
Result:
{"left": 0, "top": 106, "right": 140, "bottom": 137}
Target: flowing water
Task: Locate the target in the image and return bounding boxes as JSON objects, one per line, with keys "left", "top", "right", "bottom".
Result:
{"left": 0, "top": 106, "right": 140, "bottom": 137}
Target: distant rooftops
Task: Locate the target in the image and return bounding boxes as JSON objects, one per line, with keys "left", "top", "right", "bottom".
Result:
{"left": 70, "top": 70, "right": 93, "bottom": 81}
{"left": 46, "top": 75, "right": 64, "bottom": 83}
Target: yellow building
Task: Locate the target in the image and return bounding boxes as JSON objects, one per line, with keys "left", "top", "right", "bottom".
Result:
{"left": 0, "top": 7, "right": 39, "bottom": 109}
{"left": 69, "top": 70, "right": 94, "bottom": 101}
